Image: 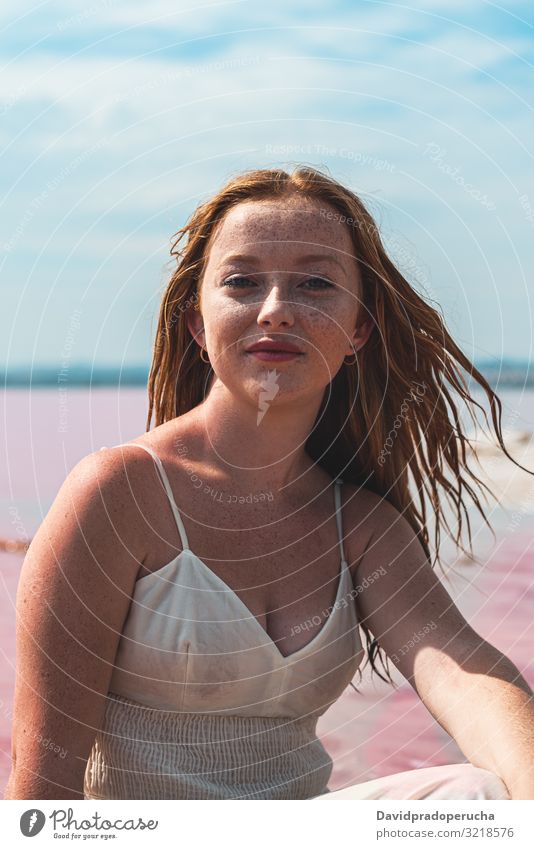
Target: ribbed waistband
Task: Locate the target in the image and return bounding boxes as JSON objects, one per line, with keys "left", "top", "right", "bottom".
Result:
{"left": 84, "top": 692, "right": 332, "bottom": 799}
{"left": 102, "top": 691, "right": 321, "bottom": 741}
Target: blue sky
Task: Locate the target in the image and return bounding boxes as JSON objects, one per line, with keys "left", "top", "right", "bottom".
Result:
{"left": 1, "top": 0, "right": 533, "bottom": 371}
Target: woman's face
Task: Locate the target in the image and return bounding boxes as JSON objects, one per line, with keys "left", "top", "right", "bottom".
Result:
{"left": 187, "top": 193, "right": 372, "bottom": 407}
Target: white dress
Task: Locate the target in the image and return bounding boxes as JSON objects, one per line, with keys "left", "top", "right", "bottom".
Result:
{"left": 83, "top": 443, "right": 510, "bottom": 801}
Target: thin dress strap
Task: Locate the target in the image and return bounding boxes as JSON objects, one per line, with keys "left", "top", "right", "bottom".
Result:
{"left": 101, "top": 443, "right": 190, "bottom": 551}
{"left": 333, "top": 478, "right": 348, "bottom": 568}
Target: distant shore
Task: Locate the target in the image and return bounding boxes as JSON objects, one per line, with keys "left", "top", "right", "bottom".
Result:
{"left": 0, "top": 538, "right": 30, "bottom": 553}
{"left": 1, "top": 359, "right": 532, "bottom": 387}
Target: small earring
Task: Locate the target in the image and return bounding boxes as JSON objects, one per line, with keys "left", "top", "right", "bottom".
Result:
{"left": 343, "top": 346, "right": 358, "bottom": 366}
{"left": 200, "top": 346, "right": 210, "bottom": 364}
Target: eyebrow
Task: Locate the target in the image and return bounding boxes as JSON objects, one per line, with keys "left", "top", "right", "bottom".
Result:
{"left": 217, "top": 252, "right": 347, "bottom": 274}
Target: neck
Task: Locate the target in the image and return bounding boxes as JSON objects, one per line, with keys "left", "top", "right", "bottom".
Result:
{"left": 190, "top": 377, "right": 325, "bottom": 494}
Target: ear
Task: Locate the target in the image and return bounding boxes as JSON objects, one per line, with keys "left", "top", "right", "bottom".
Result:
{"left": 349, "top": 318, "right": 374, "bottom": 354}
{"left": 186, "top": 307, "right": 205, "bottom": 347}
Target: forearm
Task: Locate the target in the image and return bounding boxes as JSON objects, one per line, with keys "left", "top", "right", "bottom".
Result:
{"left": 4, "top": 760, "right": 85, "bottom": 800}
{"left": 4, "top": 775, "right": 84, "bottom": 800}
{"left": 438, "top": 648, "right": 534, "bottom": 799}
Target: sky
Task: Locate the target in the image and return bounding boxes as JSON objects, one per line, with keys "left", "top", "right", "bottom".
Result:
{"left": 1, "top": 0, "right": 533, "bottom": 372}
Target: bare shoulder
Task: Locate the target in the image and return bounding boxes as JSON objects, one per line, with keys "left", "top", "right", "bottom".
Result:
{"left": 339, "top": 482, "right": 415, "bottom": 581}
{"left": 69, "top": 444, "right": 154, "bottom": 532}
{"left": 32, "top": 438, "right": 179, "bottom": 596}
{"left": 25, "top": 443, "right": 153, "bottom": 600}
{"left": 6, "top": 443, "right": 156, "bottom": 798}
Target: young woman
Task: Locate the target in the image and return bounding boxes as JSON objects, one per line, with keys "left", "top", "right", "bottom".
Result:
{"left": 5, "top": 166, "right": 534, "bottom": 800}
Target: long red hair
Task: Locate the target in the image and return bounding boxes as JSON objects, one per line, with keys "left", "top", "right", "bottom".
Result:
{"left": 147, "top": 165, "right": 532, "bottom": 686}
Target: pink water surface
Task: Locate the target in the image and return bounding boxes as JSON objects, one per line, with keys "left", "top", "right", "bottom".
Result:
{"left": 1, "top": 387, "right": 533, "bottom": 794}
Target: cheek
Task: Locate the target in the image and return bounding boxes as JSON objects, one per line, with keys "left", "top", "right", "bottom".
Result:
{"left": 204, "top": 298, "right": 352, "bottom": 366}
{"left": 303, "top": 309, "right": 351, "bottom": 358}
{"left": 204, "top": 300, "right": 247, "bottom": 348}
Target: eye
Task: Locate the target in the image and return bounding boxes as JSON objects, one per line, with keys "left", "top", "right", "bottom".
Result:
{"left": 221, "top": 275, "right": 335, "bottom": 289}
{"left": 221, "top": 275, "right": 256, "bottom": 288}
{"left": 302, "top": 276, "right": 335, "bottom": 290}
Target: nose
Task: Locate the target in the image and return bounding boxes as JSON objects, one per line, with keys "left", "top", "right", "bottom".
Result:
{"left": 256, "top": 285, "right": 295, "bottom": 328}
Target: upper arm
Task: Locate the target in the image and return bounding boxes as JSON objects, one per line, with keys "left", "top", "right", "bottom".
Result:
{"left": 348, "top": 496, "right": 484, "bottom": 695}
{"left": 5, "top": 449, "right": 145, "bottom": 799}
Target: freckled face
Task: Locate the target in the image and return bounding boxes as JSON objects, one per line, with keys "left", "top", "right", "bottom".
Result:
{"left": 189, "top": 195, "right": 371, "bottom": 404}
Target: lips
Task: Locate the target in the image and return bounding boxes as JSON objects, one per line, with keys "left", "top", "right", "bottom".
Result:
{"left": 245, "top": 340, "right": 304, "bottom": 354}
